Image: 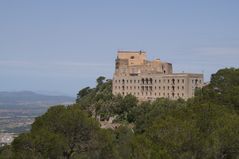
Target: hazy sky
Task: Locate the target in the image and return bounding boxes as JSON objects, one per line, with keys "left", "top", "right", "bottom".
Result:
{"left": 0, "top": 0, "right": 239, "bottom": 96}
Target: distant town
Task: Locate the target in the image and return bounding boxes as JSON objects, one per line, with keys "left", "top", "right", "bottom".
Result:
{"left": 0, "top": 91, "right": 74, "bottom": 146}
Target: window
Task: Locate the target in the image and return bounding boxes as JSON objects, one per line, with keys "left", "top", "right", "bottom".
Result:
{"left": 142, "top": 78, "right": 145, "bottom": 84}
{"left": 149, "top": 86, "right": 152, "bottom": 91}
{"left": 195, "top": 79, "right": 198, "bottom": 84}
{"left": 182, "top": 79, "right": 184, "bottom": 83}
{"left": 141, "top": 86, "right": 144, "bottom": 91}
{"left": 130, "top": 56, "right": 135, "bottom": 59}
{"left": 172, "top": 79, "right": 175, "bottom": 84}
{"left": 150, "top": 78, "right": 153, "bottom": 84}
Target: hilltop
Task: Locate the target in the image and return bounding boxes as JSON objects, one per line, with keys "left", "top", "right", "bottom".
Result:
{"left": 0, "top": 68, "right": 239, "bottom": 159}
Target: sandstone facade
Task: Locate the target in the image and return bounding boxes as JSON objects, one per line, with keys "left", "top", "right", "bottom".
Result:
{"left": 112, "top": 51, "right": 204, "bottom": 101}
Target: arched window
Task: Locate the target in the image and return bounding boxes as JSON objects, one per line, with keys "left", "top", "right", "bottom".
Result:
{"left": 172, "top": 86, "right": 175, "bottom": 91}
{"left": 142, "top": 78, "right": 145, "bottom": 84}
{"left": 149, "top": 86, "right": 152, "bottom": 91}
{"left": 172, "top": 79, "right": 175, "bottom": 84}
{"left": 150, "top": 78, "right": 153, "bottom": 84}
{"left": 141, "top": 86, "right": 144, "bottom": 91}
{"left": 195, "top": 79, "right": 198, "bottom": 84}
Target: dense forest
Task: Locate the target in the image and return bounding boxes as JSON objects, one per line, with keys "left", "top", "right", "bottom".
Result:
{"left": 0, "top": 68, "right": 239, "bottom": 159}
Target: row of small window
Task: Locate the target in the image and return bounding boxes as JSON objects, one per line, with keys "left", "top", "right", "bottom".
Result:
{"left": 120, "top": 92, "right": 185, "bottom": 97}
{"left": 115, "top": 79, "right": 140, "bottom": 84}
{"left": 114, "top": 78, "right": 185, "bottom": 84}
{"left": 115, "top": 85, "right": 185, "bottom": 90}
{"left": 192, "top": 79, "right": 202, "bottom": 84}
{"left": 115, "top": 78, "right": 202, "bottom": 84}
{"left": 141, "top": 86, "right": 184, "bottom": 91}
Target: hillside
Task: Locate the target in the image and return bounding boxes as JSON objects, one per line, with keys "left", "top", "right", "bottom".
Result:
{"left": 0, "top": 68, "right": 239, "bottom": 159}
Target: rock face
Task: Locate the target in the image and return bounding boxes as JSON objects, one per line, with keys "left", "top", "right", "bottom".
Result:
{"left": 98, "top": 116, "right": 121, "bottom": 129}
{"left": 0, "top": 133, "right": 17, "bottom": 146}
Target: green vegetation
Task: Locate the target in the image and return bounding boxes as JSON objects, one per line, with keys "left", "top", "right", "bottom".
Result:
{"left": 1, "top": 68, "right": 239, "bottom": 159}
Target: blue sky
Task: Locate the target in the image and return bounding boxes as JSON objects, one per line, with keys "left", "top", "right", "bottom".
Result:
{"left": 0, "top": 0, "right": 239, "bottom": 96}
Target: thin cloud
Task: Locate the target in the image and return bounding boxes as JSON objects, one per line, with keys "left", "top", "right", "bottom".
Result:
{"left": 0, "top": 60, "right": 113, "bottom": 75}
{"left": 54, "top": 61, "right": 111, "bottom": 67}
{"left": 193, "top": 47, "right": 239, "bottom": 56}
{"left": 0, "top": 60, "right": 111, "bottom": 68}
